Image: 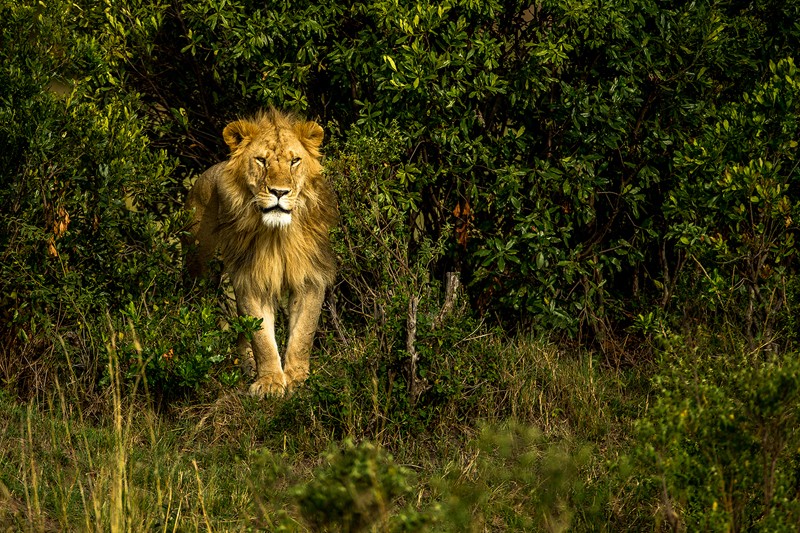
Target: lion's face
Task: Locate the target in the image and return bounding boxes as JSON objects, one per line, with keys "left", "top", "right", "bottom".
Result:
{"left": 223, "top": 112, "right": 324, "bottom": 229}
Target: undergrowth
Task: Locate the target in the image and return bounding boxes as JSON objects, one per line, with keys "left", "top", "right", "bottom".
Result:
{"left": 3, "top": 306, "right": 799, "bottom": 531}
{"left": 0, "top": 327, "right": 646, "bottom": 531}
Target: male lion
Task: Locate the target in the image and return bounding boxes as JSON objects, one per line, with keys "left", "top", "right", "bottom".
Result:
{"left": 185, "top": 109, "right": 337, "bottom": 396}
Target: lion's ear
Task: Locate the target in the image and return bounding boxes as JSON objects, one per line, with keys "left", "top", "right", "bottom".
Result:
{"left": 295, "top": 121, "right": 324, "bottom": 157}
{"left": 223, "top": 120, "right": 257, "bottom": 154}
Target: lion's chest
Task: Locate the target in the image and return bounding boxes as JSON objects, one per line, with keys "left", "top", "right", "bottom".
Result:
{"left": 222, "top": 229, "right": 317, "bottom": 298}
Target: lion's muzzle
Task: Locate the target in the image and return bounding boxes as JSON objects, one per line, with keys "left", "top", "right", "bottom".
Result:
{"left": 258, "top": 189, "right": 294, "bottom": 228}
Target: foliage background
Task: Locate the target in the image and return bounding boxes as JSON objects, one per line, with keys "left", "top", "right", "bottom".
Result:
{"left": 1, "top": 0, "right": 800, "bottom": 530}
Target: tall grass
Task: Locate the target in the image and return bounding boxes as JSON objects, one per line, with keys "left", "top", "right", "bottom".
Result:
{"left": 0, "top": 317, "right": 647, "bottom": 531}
{"left": 1, "top": 320, "right": 243, "bottom": 531}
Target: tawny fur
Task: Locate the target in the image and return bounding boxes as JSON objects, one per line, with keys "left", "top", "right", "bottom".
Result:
{"left": 185, "top": 109, "right": 337, "bottom": 396}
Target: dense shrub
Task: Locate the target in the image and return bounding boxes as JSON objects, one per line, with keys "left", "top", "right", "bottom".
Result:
{"left": 3, "top": 1, "right": 799, "bottom": 376}
{"left": 0, "top": 0, "right": 232, "bottom": 397}
{"left": 668, "top": 57, "right": 800, "bottom": 348}
{"left": 70, "top": 0, "right": 799, "bottom": 340}
{"left": 640, "top": 341, "right": 800, "bottom": 531}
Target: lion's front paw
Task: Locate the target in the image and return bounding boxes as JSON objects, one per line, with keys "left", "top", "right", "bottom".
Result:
{"left": 284, "top": 366, "right": 309, "bottom": 392}
{"left": 249, "top": 373, "right": 287, "bottom": 398}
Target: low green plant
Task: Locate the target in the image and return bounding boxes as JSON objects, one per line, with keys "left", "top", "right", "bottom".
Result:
{"left": 423, "top": 422, "right": 603, "bottom": 532}
{"left": 639, "top": 336, "right": 800, "bottom": 531}
{"left": 292, "top": 439, "right": 415, "bottom": 532}
{"left": 107, "top": 296, "right": 257, "bottom": 399}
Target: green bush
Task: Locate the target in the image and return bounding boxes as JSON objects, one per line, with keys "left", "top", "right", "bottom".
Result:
{"left": 668, "top": 57, "right": 800, "bottom": 347}
{"left": 0, "top": 0, "right": 230, "bottom": 397}
{"left": 70, "top": 0, "right": 799, "bottom": 339}
{"left": 639, "top": 340, "right": 800, "bottom": 531}
{"left": 293, "top": 439, "right": 415, "bottom": 532}
{"left": 4, "top": 0, "right": 800, "bottom": 400}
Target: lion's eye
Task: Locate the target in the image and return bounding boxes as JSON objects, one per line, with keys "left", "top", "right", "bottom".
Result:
{"left": 255, "top": 157, "right": 267, "bottom": 167}
{"left": 291, "top": 157, "right": 301, "bottom": 167}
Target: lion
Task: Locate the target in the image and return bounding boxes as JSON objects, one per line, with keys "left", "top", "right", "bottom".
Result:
{"left": 185, "top": 109, "right": 337, "bottom": 396}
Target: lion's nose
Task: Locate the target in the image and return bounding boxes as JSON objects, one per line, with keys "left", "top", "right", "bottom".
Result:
{"left": 269, "top": 187, "right": 290, "bottom": 198}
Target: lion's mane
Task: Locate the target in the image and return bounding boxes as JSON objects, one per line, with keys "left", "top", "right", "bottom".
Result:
{"left": 187, "top": 109, "right": 337, "bottom": 298}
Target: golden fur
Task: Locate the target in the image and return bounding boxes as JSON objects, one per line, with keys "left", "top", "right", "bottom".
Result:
{"left": 185, "top": 109, "right": 337, "bottom": 396}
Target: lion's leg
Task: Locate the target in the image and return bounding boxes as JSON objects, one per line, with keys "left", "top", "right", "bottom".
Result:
{"left": 237, "top": 293, "right": 286, "bottom": 397}
{"left": 283, "top": 283, "right": 325, "bottom": 391}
